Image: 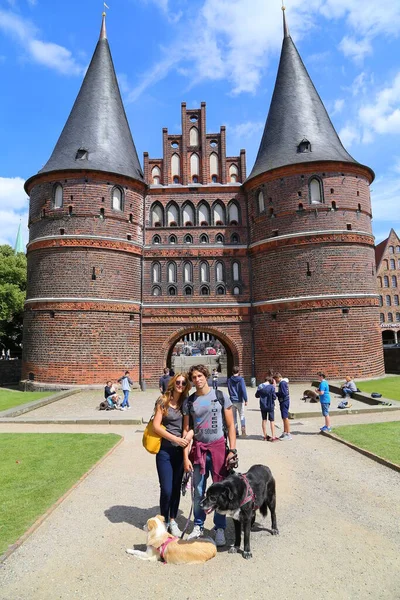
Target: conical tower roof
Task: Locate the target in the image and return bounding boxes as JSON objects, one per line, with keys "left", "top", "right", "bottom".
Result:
{"left": 14, "top": 222, "right": 25, "bottom": 254}
{"left": 248, "top": 9, "right": 365, "bottom": 182}
{"left": 38, "top": 15, "right": 144, "bottom": 182}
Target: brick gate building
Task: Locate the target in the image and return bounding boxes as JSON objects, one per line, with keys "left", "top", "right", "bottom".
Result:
{"left": 22, "top": 11, "right": 384, "bottom": 387}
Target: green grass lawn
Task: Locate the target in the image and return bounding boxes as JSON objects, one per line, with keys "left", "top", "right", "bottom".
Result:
{"left": 0, "top": 433, "right": 121, "bottom": 556}
{"left": 333, "top": 422, "right": 400, "bottom": 465}
{"left": 0, "top": 388, "right": 52, "bottom": 412}
{"left": 356, "top": 376, "right": 400, "bottom": 401}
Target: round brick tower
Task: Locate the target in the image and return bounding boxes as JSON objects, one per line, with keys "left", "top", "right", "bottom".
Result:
{"left": 245, "top": 9, "right": 384, "bottom": 380}
{"left": 22, "top": 15, "right": 146, "bottom": 385}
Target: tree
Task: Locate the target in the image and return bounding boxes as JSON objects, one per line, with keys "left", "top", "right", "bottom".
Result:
{"left": 0, "top": 245, "right": 26, "bottom": 355}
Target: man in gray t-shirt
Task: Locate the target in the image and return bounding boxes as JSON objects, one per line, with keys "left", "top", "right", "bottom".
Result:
{"left": 182, "top": 365, "right": 236, "bottom": 547}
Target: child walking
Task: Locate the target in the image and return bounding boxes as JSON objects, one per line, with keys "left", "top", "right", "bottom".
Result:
{"left": 255, "top": 377, "right": 278, "bottom": 441}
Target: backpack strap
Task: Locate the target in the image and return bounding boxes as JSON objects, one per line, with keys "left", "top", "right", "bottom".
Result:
{"left": 215, "top": 389, "right": 225, "bottom": 409}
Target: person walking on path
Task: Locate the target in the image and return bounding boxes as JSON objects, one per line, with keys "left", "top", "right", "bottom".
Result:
{"left": 227, "top": 366, "right": 248, "bottom": 437}
{"left": 211, "top": 367, "right": 219, "bottom": 390}
{"left": 159, "top": 368, "right": 171, "bottom": 394}
{"left": 151, "top": 373, "right": 193, "bottom": 537}
{"left": 118, "top": 371, "right": 133, "bottom": 410}
{"left": 316, "top": 373, "right": 332, "bottom": 432}
{"left": 182, "top": 364, "right": 237, "bottom": 547}
{"left": 274, "top": 373, "right": 292, "bottom": 440}
{"left": 255, "top": 376, "right": 278, "bottom": 441}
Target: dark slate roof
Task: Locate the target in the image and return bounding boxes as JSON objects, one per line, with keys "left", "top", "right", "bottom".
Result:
{"left": 248, "top": 25, "right": 365, "bottom": 181}
{"left": 39, "top": 17, "right": 144, "bottom": 182}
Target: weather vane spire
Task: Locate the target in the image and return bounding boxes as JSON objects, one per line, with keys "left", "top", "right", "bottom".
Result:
{"left": 100, "top": 2, "right": 109, "bottom": 40}
{"left": 281, "top": 1, "right": 289, "bottom": 39}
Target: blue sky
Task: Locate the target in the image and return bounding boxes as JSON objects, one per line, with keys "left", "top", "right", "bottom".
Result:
{"left": 0, "top": 0, "right": 399, "bottom": 250}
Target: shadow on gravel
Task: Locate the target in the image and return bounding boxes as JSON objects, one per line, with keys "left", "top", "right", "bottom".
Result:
{"left": 105, "top": 505, "right": 161, "bottom": 529}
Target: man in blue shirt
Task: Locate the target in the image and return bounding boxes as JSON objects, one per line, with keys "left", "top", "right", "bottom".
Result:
{"left": 316, "top": 372, "right": 331, "bottom": 432}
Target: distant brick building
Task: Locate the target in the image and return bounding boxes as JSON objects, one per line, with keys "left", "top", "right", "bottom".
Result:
{"left": 375, "top": 229, "right": 400, "bottom": 344}
{"left": 22, "top": 11, "right": 384, "bottom": 387}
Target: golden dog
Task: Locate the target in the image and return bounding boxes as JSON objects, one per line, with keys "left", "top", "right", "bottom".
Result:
{"left": 126, "top": 515, "right": 217, "bottom": 564}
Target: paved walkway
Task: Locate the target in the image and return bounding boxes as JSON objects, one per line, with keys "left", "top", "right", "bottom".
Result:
{"left": 0, "top": 392, "right": 399, "bottom": 599}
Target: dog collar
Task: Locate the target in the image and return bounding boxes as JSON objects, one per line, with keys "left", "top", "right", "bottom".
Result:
{"left": 240, "top": 474, "right": 257, "bottom": 509}
{"left": 159, "top": 536, "right": 178, "bottom": 561}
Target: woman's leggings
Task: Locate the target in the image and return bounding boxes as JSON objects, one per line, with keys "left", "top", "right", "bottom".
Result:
{"left": 155, "top": 442, "right": 184, "bottom": 522}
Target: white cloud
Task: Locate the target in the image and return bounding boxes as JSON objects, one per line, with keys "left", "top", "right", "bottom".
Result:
{"left": 228, "top": 121, "right": 264, "bottom": 140}
{"left": 0, "top": 9, "right": 84, "bottom": 75}
{"left": 333, "top": 98, "right": 344, "bottom": 114}
{"left": 371, "top": 174, "right": 400, "bottom": 224}
{"left": 339, "top": 36, "right": 372, "bottom": 63}
{"left": 0, "top": 177, "right": 29, "bottom": 248}
{"left": 338, "top": 123, "right": 360, "bottom": 148}
{"left": 359, "top": 72, "right": 400, "bottom": 135}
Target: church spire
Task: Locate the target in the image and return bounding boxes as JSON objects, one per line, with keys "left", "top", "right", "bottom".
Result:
{"left": 14, "top": 221, "right": 24, "bottom": 254}
{"left": 247, "top": 10, "right": 369, "bottom": 182}
{"left": 38, "top": 14, "right": 143, "bottom": 182}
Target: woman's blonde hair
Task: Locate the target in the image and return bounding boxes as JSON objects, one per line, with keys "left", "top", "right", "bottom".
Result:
{"left": 156, "top": 372, "right": 191, "bottom": 416}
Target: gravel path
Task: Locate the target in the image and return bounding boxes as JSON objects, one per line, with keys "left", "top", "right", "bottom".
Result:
{"left": 0, "top": 409, "right": 399, "bottom": 599}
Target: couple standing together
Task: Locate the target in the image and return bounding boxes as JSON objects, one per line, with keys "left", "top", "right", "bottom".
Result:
{"left": 152, "top": 365, "right": 236, "bottom": 546}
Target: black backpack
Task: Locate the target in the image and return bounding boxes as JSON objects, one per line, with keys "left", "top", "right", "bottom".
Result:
{"left": 186, "top": 389, "right": 228, "bottom": 439}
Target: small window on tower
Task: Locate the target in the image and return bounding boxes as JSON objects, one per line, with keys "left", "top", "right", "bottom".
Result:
{"left": 297, "top": 138, "right": 311, "bottom": 153}
{"left": 75, "top": 148, "right": 88, "bottom": 160}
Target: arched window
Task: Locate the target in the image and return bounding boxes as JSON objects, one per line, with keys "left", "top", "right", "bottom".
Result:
{"left": 184, "top": 234, "right": 193, "bottom": 244}
{"left": 198, "top": 202, "right": 210, "bottom": 226}
{"left": 183, "top": 203, "right": 195, "bottom": 226}
{"left": 189, "top": 127, "right": 199, "bottom": 146}
{"left": 232, "top": 261, "right": 240, "bottom": 281}
{"left": 151, "top": 203, "right": 163, "bottom": 227}
{"left": 397, "top": 246, "right": 400, "bottom": 253}
{"left": 210, "top": 152, "right": 219, "bottom": 179}
{"left": 54, "top": 183, "right": 63, "bottom": 208}
{"left": 171, "top": 153, "right": 180, "bottom": 178}
{"left": 169, "top": 235, "right": 177, "bottom": 244}
{"left": 394, "top": 295, "right": 399, "bottom": 306}
{"left": 184, "top": 286, "right": 193, "bottom": 296}
{"left": 216, "top": 261, "right": 224, "bottom": 282}
{"left": 396, "top": 312, "right": 400, "bottom": 322}
{"left": 190, "top": 153, "right": 200, "bottom": 178}
{"left": 200, "top": 262, "right": 210, "bottom": 283}
{"left": 258, "top": 191, "right": 265, "bottom": 213}
{"left": 200, "top": 234, "right": 209, "bottom": 244}
{"left": 216, "top": 234, "right": 224, "bottom": 244}
{"left": 213, "top": 202, "right": 225, "bottom": 226}
{"left": 167, "top": 262, "right": 177, "bottom": 283}
{"left": 183, "top": 262, "right": 193, "bottom": 283}
{"left": 152, "top": 262, "right": 161, "bottom": 283}
{"left": 167, "top": 203, "right": 179, "bottom": 226}
{"left": 379, "top": 295, "right": 383, "bottom": 306}
{"left": 231, "top": 233, "right": 240, "bottom": 244}
{"left": 216, "top": 286, "right": 225, "bottom": 295}
{"left": 228, "top": 202, "right": 239, "bottom": 225}
{"left": 152, "top": 285, "right": 161, "bottom": 296}
{"left": 392, "top": 276, "right": 397, "bottom": 287}
{"left": 152, "top": 235, "right": 161, "bottom": 244}
{"left": 233, "top": 286, "right": 240, "bottom": 295}
{"left": 152, "top": 166, "right": 161, "bottom": 185}
{"left": 389, "top": 246, "right": 394, "bottom": 254}
{"left": 388, "top": 312, "right": 393, "bottom": 322}
{"left": 112, "top": 187, "right": 123, "bottom": 211}
{"left": 309, "top": 177, "right": 323, "bottom": 204}
{"left": 200, "top": 286, "right": 210, "bottom": 296}
{"left": 168, "top": 286, "right": 177, "bottom": 296}
{"left": 212, "top": 175, "right": 218, "bottom": 183}
{"left": 229, "top": 164, "right": 239, "bottom": 182}
{"left": 390, "top": 259, "right": 395, "bottom": 269}
{"left": 380, "top": 313, "right": 385, "bottom": 323}
{"left": 384, "top": 276, "right": 389, "bottom": 287}
{"left": 386, "top": 295, "right": 391, "bottom": 306}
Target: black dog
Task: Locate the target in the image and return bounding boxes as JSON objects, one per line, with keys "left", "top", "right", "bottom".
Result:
{"left": 302, "top": 389, "right": 319, "bottom": 403}
{"left": 200, "top": 464, "right": 278, "bottom": 559}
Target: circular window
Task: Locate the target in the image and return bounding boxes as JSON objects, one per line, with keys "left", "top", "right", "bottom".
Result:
{"left": 210, "top": 140, "right": 218, "bottom": 148}
{"left": 171, "top": 141, "right": 179, "bottom": 148}
{"left": 190, "top": 115, "right": 198, "bottom": 122}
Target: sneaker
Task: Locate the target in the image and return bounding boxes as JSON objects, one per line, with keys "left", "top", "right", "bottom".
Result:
{"left": 187, "top": 525, "right": 203, "bottom": 540}
{"left": 320, "top": 425, "right": 332, "bottom": 432}
{"left": 168, "top": 521, "right": 182, "bottom": 537}
{"left": 126, "top": 406, "right": 132, "bottom": 410}
{"left": 214, "top": 528, "right": 226, "bottom": 547}
{"left": 241, "top": 427, "right": 247, "bottom": 438}
{"left": 279, "top": 433, "right": 292, "bottom": 440}
{"left": 120, "top": 406, "right": 127, "bottom": 411}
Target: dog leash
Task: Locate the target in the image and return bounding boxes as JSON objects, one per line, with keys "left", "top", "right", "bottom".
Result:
{"left": 180, "top": 471, "right": 194, "bottom": 539}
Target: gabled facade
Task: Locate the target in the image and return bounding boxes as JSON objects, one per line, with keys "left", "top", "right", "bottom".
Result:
{"left": 375, "top": 229, "right": 400, "bottom": 343}
{"left": 22, "top": 11, "right": 384, "bottom": 386}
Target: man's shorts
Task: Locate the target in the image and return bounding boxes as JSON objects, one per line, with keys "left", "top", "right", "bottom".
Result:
{"left": 320, "top": 402, "right": 330, "bottom": 417}
{"left": 279, "top": 399, "right": 290, "bottom": 419}
{"left": 261, "top": 408, "right": 274, "bottom": 422}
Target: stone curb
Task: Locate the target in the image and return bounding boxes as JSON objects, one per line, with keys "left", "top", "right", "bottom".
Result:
{"left": 289, "top": 405, "right": 400, "bottom": 419}
{"left": 0, "top": 389, "right": 82, "bottom": 418}
{"left": 0, "top": 434, "right": 125, "bottom": 564}
{"left": 0, "top": 418, "right": 142, "bottom": 425}
{"left": 321, "top": 430, "right": 400, "bottom": 474}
